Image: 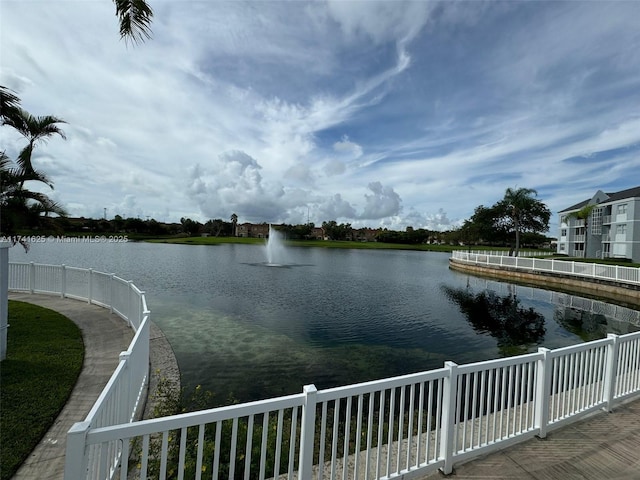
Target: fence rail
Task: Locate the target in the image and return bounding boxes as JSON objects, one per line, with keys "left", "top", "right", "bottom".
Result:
{"left": 451, "top": 251, "right": 640, "bottom": 286}
{"left": 464, "top": 250, "right": 555, "bottom": 257}
{"left": 7, "top": 262, "right": 150, "bottom": 480}
{"left": 71, "top": 333, "right": 640, "bottom": 480}
{"left": 9, "top": 262, "right": 640, "bottom": 480}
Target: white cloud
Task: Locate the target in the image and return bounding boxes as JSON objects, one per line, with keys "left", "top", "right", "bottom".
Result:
{"left": 360, "top": 182, "right": 402, "bottom": 219}
{"left": 316, "top": 194, "right": 357, "bottom": 221}
{"left": 326, "top": 0, "right": 433, "bottom": 45}
{"left": 333, "top": 135, "right": 363, "bottom": 159}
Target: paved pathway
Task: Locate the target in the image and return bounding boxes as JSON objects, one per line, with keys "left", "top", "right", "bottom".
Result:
{"left": 7, "top": 293, "right": 179, "bottom": 480}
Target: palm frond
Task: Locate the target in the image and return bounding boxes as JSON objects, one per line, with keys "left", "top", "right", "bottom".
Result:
{"left": 2, "top": 108, "right": 67, "bottom": 142}
{"left": 0, "top": 86, "right": 21, "bottom": 125}
{"left": 114, "top": 0, "right": 154, "bottom": 44}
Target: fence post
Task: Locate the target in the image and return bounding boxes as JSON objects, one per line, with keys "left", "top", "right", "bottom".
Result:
{"left": 138, "top": 291, "right": 146, "bottom": 329}
{"left": 535, "top": 348, "right": 552, "bottom": 438}
{"left": 298, "top": 384, "right": 318, "bottom": 480}
{"left": 64, "top": 420, "right": 91, "bottom": 480}
{"left": 88, "top": 268, "right": 93, "bottom": 304}
{"left": 0, "top": 243, "right": 9, "bottom": 361}
{"left": 119, "top": 351, "right": 132, "bottom": 423}
{"left": 29, "top": 262, "right": 35, "bottom": 293}
{"left": 128, "top": 281, "right": 134, "bottom": 327}
{"left": 109, "top": 274, "right": 114, "bottom": 314}
{"left": 61, "top": 265, "right": 66, "bottom": 298}
{"left": 603, "top": 334, "right": 620, "bottom": 412}
{"left": 440, "top": 361, "right": 458, "bottom": 475}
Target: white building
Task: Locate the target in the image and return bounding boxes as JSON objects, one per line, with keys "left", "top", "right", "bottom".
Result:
{"left": 557, "top": 186, "right": 640, "bottom": 262}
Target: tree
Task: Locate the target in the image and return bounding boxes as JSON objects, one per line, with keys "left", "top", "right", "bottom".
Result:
{"left": 496, "top": 187, "right": 550, "bottom": 256}
{"left": 180, "top": 217, "right": 201, "bottom": 236}
{"left": 230, "top": 213, "right": 238, "bottom": 237}
{"left": 321, "top": 220, "right": 352, "bottom": 241}
{"left": 459, "top": 204, "right": 510, "bottom": 246}
{"left": 2, "top": 107, "right": 66, "bottom": 184}
{"left": 113, "top": 0, "right": 154, "bottom": 44}
{"left": 0, "top": 154, "right": 66, "bottom": 246}
{"left": 1, "top": 91, "right": 67, "bottom": 246}
{"left": 568, "top": 204, "right": 596, "bottom": 258}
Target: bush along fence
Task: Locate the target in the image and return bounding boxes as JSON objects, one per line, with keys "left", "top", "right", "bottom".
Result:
{"left": 9, "top": 263, "right": 640, "bottom": 480}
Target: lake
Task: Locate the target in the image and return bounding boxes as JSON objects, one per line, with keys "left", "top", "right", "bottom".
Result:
{"left": 10, "top": 240, "right": 640, "bottom": 405}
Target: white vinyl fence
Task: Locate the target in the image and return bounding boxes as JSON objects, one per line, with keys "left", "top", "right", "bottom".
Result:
{"left": 8, "top": 262, "right": 150, "bottom": 479}
{"left": 452, "top": 251, "right": 640, "bottom": 286}
{"left": 464, "top": 250, "right": 555, "bottom": 257}
{"left": 65, "top": 333, "right": 640, "bottom": 480}
{"left": 9, "top": 262, "right": 640, "bottom": 480}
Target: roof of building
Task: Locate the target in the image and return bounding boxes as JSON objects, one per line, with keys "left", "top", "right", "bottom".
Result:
{"left": 558, "top": 185, "right": 640, "bottom": 213}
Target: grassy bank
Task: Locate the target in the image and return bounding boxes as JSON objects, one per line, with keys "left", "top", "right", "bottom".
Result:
{"left": 147, "top": 236, "right": 478, "bottom": 252}
{"left": 0, "top": 301, "right": 84, "bottom": 480}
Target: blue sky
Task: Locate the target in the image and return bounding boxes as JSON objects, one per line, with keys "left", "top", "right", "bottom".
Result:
{"left": 2, "top": 1, "right": 640, "bottom": 233}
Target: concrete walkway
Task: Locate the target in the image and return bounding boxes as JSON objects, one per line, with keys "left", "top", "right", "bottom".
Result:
{"left": 7, "top": 293, "right": 180, "bottom": 480}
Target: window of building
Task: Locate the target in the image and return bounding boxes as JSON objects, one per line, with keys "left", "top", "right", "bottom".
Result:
{"left": 561, "top": 229, "right": 567, "bottom": 236}
{"left": 591, "top": 207, "right": 602, "bottom": 235}
{"left": 559, "top": 244, "right": 566, "bottom": 252}
{"left": 617, "top": 204, "right": 627, "bottom": 215}
{"left": 616, "top": 224, "right": 627, "bottom": 235}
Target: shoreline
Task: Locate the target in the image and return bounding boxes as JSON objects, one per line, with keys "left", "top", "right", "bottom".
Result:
{"left": 449, "top": 257, "right": 640, "bottom": 308}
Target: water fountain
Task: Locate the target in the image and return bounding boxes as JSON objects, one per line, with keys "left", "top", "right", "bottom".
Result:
{"left": 265, "top": 225, "right": 288, "bottom": 266}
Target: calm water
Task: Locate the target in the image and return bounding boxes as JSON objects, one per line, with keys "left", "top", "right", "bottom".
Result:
{"left": 10, "top": 241, "right": 640, "bottom": 405}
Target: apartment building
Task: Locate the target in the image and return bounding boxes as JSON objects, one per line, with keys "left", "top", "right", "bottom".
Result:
{"left": 557, "top": 186, "right": 640, "bottom": 262}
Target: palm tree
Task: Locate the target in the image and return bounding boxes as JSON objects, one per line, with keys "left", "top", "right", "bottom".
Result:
{"left": 230, "top": 213, "right": 238, "bottom": 237}
{"left": 568, "top": 204, "right": 596, "bottom": 258}
{"left": 113, "top": 0, "right": 154, "bottom": 44}
{"left": 2, "top": 108, "right": 66, "bottom": 179}
{"left": 500, "top": 187, "right": 549, "bottom": 257}
{"left": 0, "top": 153, "right": 66, "bottom": 247}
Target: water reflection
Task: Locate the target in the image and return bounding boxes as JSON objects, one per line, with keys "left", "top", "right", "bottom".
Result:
{"left": 460, "top": 276, "right": 640, "bottom": 345}
{"left": 442, "top": 285, "right": 546, "bottom": 356}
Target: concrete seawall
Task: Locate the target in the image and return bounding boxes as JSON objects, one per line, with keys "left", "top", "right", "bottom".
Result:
{"left": 449, "top": 258, "right": 640, "bottom": 308}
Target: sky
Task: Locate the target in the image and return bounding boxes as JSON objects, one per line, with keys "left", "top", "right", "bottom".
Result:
{"left": 2, "top": 1, "right": 640, "bottom": 233}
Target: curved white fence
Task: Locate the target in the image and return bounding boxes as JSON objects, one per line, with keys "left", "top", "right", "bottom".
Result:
{"left": 9, "top": 262, "right": 640, "bottom": 480}
{"left": 452, "top": 251, "right": 640, "bottom": 286}
{"left": 464, "top": 249, "right": 555, "bottom": 257}
{"left": 8, "top": 262, "right": 150, "bottom": 480}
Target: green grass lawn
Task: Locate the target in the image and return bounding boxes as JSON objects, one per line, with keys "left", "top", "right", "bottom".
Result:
{"left": 0, "top": 301, "right": 84, "bottom": 480}
{"left": 147, "top": 235, "right": 476, "bottom": 252}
